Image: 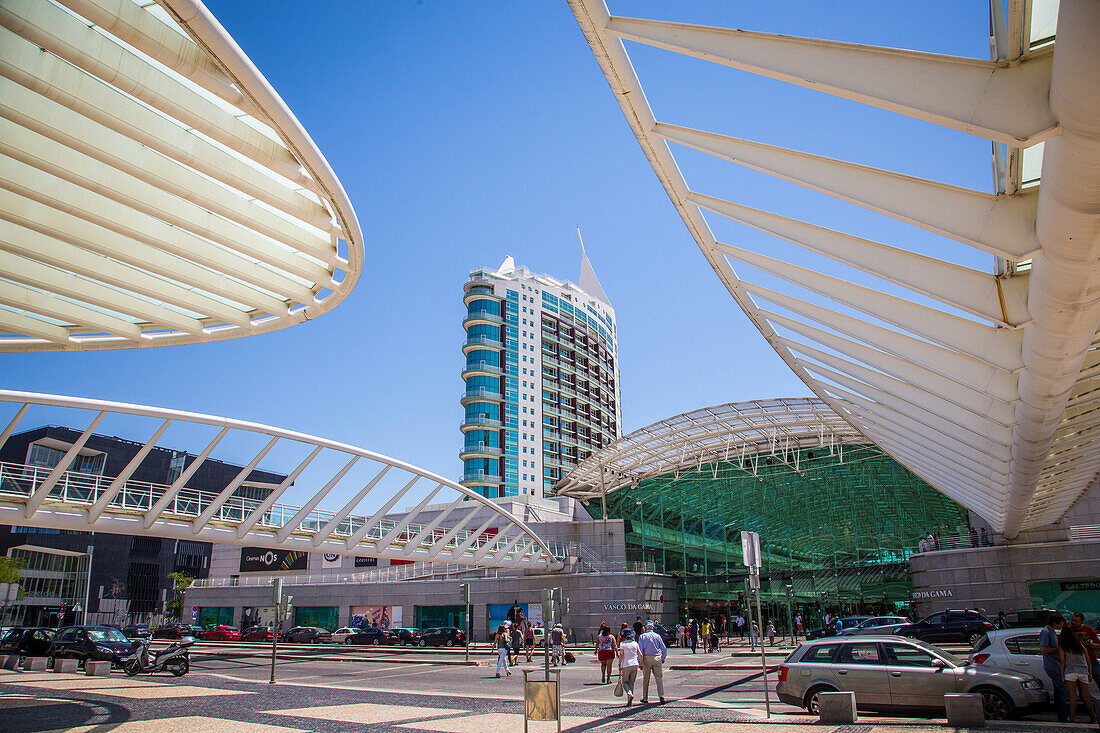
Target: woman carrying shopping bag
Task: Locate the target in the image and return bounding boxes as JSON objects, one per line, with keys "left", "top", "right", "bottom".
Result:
{"left": 616, "top": 628, "right": 641, "bottom": 706}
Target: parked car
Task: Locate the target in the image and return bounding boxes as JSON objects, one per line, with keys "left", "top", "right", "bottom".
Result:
{"left": 331, "top": 627, "right": 357, "bottom": 644}
{"left": 0, "top": 627, "right": 56, "bottom": 657}
{"left": 241, "top": 626, "right": 279, "bottom": 643}
{"left": 654, "top": 623, "right": 678, "bottom": 647}
{"left": 775, "top": 636, "right": 1047, "bottom": 720}
{"left": 969, "top": 628, "right": 1100, "bottom": 704}
{"left": 806, "top": 617, "right": 872, "bottom": 640}
{"left": 883, "top": 610, "right": 995, "bottom": 646}
{"left": 420, "top": 627, "right": 465, "bottom": 647}
{"left": 282, "top": 626, "right": 332, "bottom": 644}
{"left": 995, "top": 609, "right": 1059, "bottom": 629}
{"left": 390, "top": 627, "right": 423, "bottom": 646}
{"left": 842, "top": 616, "right": 911, "bottom": 636}
{"left": 153, "top": 623, "right": 204, "bottom": 640}
{"left": 47, "top": 626, "right": 138, "bottom": 668}
{"left": 121, "top": 625, "right": 152, "bottom": 640}
{"left": 203, "top": 625, "right": 241, "bottom": 641}
{"left": 345, "top": 627, "right": 396, "bottom": 646}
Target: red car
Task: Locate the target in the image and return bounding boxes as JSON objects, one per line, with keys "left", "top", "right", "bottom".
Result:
{"left": 241, "top": 626, "right": 280, "bottom": 642}
{"left": 203, "top": 625, "right": 241, "bottom": 641}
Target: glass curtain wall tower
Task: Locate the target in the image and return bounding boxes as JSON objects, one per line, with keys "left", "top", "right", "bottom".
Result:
{"left": 461, "top": 253, "right": 621, "bottom": 499}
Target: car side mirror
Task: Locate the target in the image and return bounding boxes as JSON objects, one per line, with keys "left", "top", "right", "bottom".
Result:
{"left": 931, "top": 658, "right": 946, "bottom": 668}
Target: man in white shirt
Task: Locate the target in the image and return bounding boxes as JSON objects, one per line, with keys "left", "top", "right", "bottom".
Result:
{"left": 637, "top": 621, "right": 668, "bottom": 704}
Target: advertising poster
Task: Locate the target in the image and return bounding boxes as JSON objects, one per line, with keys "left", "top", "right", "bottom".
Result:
{"left": 322, "top": 552, "right": 341, "bottom": 569}
{"left": 350, "top": 605, "right": 393, "bottom": 629}
{"left": 487, "top": 602, "right": 529, "bottom": 634}
{"left": 239, "top": 547, "right": 307, "bottom": 572}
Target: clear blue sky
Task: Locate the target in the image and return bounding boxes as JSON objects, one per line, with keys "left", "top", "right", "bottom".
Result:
{"left": 0, "top": 1, "right": 993, "bottom": 499}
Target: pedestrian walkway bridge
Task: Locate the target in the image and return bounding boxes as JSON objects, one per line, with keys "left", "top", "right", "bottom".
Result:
{"left": 0, "top": 390, "right": 563, "bottom": 571}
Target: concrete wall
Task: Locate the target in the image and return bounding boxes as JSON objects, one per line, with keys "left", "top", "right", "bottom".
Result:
{"left": 184, "top": 568, "right": 677, "bottom": 643}
{"left": 909, "top": 539, "right": 1100, "bottom": 618}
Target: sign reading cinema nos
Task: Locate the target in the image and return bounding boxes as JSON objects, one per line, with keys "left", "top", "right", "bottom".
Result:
{"left": 240, "top": 547, "right": 308, "bottom": 573}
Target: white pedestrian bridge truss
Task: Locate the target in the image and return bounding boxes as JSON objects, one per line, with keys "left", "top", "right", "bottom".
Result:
{"left": 569, "top": 0, "right": 1100, "bottom": 537}
{"left": 0, "top": 390, "right": 563, "bottom": 571}
{"left": 0, "top": 0, "right": 362, "bottom": 351}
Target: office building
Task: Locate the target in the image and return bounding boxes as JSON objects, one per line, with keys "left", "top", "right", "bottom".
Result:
{"left": 461, "top": 251, "right": 621, "bottom": 499}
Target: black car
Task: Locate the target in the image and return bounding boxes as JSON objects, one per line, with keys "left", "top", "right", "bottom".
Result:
{"left": 0, "top": 627, "right": 56, "bottom": 657}
{"left": 996, "top": 609, "right": 1059, "bottom": 629}
{"left": 345, "top": 627, "right": 397, "bottom": 646}
{"left": 887, "top": 610, "right": 995, "bottom": 646}
{"left": 419, "top": 627, "right": 465, "bottom": 647}
{"left": 653, "top": 624, "right": 677, "bottom": 646}
{"left": 806, "top": 617, "right": 872, "bottom": 640}
{"left": 47, "top": 626, "right": 137, "bottom": 667}
{"left": 390, "top": 627, "right": 422, "bottom": 646}
{"left": 121, "top": 625, "right": 152, "bottom": 640}
{"left": 153, "top": 623, "right": 205, "bottom": 640}
{"left": 281, "top": 626, "right": 332, "bottom": 644}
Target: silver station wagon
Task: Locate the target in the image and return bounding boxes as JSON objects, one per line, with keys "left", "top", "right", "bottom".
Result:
{"left": 775, "top": 636, "right": 1048, "bottom": 720}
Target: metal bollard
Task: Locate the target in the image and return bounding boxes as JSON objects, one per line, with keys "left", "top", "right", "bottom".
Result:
{"left": 817, "top": 691, "right": 858, "bottom": 724}
{"left": 945, "top": 693, "right": 985, "bottom": 727}
{"left": 0, "top": 655, "right": 18, "bottom": 669}
{"left": 85, "top": 660, "right": 111, "bottom": 677}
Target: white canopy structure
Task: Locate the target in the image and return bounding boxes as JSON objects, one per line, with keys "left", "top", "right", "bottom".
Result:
{"left": 569, "top": 0, "right": 1099, "bottom": 537}
{"left": 0, "top": 390, "right": 563, "bottom": 570}
{"left": 556, "top": 397, "right": 864, "bottom": 500}
{"left": 0, "top": 0, "right": 362, "bottom": 351}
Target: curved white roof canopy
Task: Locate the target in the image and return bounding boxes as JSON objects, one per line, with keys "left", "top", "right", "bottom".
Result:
{"left": 556, "top": 397, "right": 865, "bottom": 499}
{"left": 0, "top": 0, "right": 362, "bottom": 351}
{"left": 569, "top": 0, "right": 1100, "bottom": 537}
{"left": 0, "top": 390, "right": 562, "bottom": 571}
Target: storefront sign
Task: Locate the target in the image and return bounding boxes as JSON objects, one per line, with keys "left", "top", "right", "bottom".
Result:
{"left": 354, "top": 556, "right": 378, "bottom": 568}
{"left": 603, "top": 602, "right": 651, "bottom": 612}
{"left": 239, "top": 547, "right": 307, "bottom": 572}
{"left": 1061, "top": 580, "right": 1100, "bottom": 592}
{"left": 912, "top": 588, "right": 954, "bottom": 600}
{"left": 322, "top": 553, "right": 341, "bottom": 569}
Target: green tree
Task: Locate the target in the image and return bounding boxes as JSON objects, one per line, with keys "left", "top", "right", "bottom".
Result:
{"left": 0, "top": 555, "right": 22, "bottom": 584}
{"left": 165, "top": 572, "right": 193, "bottom": 619}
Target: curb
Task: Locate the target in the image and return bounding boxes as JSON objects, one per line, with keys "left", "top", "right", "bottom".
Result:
{"left": 192, "top": 649, "right": 486, "bottom": 666}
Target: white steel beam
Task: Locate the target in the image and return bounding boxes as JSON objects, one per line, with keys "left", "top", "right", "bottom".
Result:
{"left": 89, "top": 419, "right": 172, "bottom": 522}
{"left": 24, "top": 411, "right": 106, "bottom": 516}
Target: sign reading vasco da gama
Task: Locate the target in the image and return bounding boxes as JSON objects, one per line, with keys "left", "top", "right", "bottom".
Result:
{"left": 912, "top": 589, "right": 954, "bottom": 600}
{"left": 240, "top": 547, "right": 308, "bottom": 573}
{"left": 603, "top": 602, "right": 652, "bottom": 612}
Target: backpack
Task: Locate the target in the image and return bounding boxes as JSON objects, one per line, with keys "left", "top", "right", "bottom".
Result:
{"left": 563, "top": 651, "right": 576, "bottom": 664}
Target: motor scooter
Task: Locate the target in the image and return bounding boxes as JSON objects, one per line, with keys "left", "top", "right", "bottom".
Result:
{"left": 123, "top": 635, "right": 194, "bottom": 677}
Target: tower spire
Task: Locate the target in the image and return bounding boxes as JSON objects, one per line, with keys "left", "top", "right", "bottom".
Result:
{"left": 577, "top": 228, "right": 611, "bottom": 305}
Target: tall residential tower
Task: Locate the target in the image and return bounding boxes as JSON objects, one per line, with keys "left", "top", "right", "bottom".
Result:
{"left": 460, "top": 251, "right": 621, "bottom": 499}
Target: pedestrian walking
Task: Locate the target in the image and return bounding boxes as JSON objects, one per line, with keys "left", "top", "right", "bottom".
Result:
{"left": 524, "top": 622, "right": 535, "bottom": 662}
{"left": 1060, "top": 625, "right": 1098, "bottom": 724}
{"left": 632, "top": 616, "right": 644, "bottom": 639}
{"left": 619, "top": 622, "right": 629, "bottom": 642}
{"left": 688, "top": 618, "right": 699, "bottom": 654}
{"left": 700, "top": 619, "right": 711, "bottom": 653}
{"left": 734, "top": 614, "right": 745, "bottom": 640}
{"left": 596, "top": 623, "right": 618, "bottom": 684}
{"left": 750, "top": 620, "right": 760, "bottom": 649}
{"left": 1040, "top": 614, "right": 1070, "bottom": 721}
{"left": 550, "top": 622, "right": 566, "bottom": 666}
{"left": 637, "top": 621, "right": 667, "bottom": 704}
{"left": 766, "top": 621, "right": 776, "bottom": 646}
{"left": 795, "top": 614, "right": 804, "bottom": 637}
{"left": 617, "top": 628, "right": 641, "bottom": 706}
{"left": 676, "top": 621, "right": 686, "bottom": 648}
{"left": 1068, "top": 612, "right": 1100, "bottom": 686}
{"left": 495, "top": 624, "right": 511, "bottom": 678}
{"left": 510, "top": 622, "right": 523, "bottom": 666}
{"left": 979, "top": 527, "right": 991, "bottom": 547}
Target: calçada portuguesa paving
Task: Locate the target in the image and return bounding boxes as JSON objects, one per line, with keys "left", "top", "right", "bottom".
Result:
{"left": 2, "top": 645, "right": 1097, "bottom": 733}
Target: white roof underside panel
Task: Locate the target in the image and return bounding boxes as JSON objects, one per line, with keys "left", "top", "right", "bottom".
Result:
{"left": 0, "top": 0, "right": 363, "bottom": 351}
{"left": 569, "top": 0, "right": 1100, "bottom": 536}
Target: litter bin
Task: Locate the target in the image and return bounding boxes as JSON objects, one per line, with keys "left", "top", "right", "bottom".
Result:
{"left": 522, "top": 668, "right": 560, "bottom": 733}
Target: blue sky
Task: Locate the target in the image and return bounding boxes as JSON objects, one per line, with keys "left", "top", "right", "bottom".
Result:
{"left": 0, "top": 1, "right": 994, "bottom": 498}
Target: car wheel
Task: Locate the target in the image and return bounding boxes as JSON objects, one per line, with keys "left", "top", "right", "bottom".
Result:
{"left": 446, "top": 639, "right": 454, "bottom": 647}
{"left": 978, "top": 688, "right": 1014, "bottom": 720}
{"left": 310, "top": 638, "right": 318, "bottom": 644}
{"left": 804, "top": 685, "right": 836, "bottom": 716}
{"left": 344, "top": 638, "right": 352, "bottom": 645}
{"left": 401, "top": 639, "right": 407, "bottom": 646}
{"left": 419, "top": 640, "right": 426, "bottom": 647}
{"left": 968, "top": 632, "right": 984, "bottom": 647}
{"left": 46, "top": 654, "right": 56, "bottom": 670}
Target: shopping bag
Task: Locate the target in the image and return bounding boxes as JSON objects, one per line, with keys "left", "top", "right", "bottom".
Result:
{"left": 613, "top": 675, "right": 624, "bottom": 697}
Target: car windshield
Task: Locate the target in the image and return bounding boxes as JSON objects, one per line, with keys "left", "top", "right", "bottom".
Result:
{"left": 87, "top": 628, "right": 129, "bottom": 643}
{"left": 907, "top": 637, "right": 965, "bottom": 666}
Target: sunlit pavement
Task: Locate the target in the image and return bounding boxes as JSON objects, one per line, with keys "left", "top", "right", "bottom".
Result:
{"left": 2, "top": 648, "right": 1095, "bottom": 733}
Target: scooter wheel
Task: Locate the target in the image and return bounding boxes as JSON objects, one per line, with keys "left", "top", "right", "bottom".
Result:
{"left": 168, "top": 658, "right": 189, "bottom": 677}
{"left": 124, "top": 660, "right": 142, "bottom": 677}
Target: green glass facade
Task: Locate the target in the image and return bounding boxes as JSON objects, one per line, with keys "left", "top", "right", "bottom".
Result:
{"left": 593, "top": 444, "right": 969, "bottom": 622}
